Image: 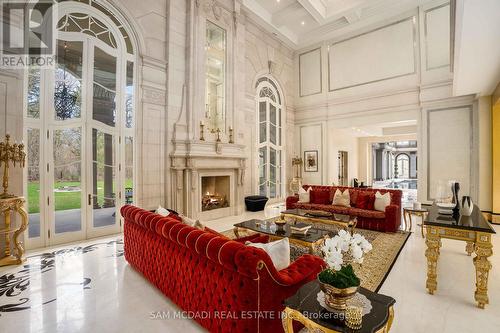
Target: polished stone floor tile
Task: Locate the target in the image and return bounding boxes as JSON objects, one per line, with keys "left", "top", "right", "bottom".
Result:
{"left": 1, "top": 206, "right": 499, "bottom": 333}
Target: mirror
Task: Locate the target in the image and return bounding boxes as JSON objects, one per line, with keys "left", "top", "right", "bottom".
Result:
{"left": 205, "top": 21, "right": 226, "bottom": 133}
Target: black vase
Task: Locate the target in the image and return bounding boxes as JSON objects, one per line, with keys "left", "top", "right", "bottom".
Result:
{"left": 452, "top": 182, "right": 461, "bottom": 216}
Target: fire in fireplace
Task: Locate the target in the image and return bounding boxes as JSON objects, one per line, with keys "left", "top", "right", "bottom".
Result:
{"left": 201, "top": 176, "right": 230, "bottom": 211}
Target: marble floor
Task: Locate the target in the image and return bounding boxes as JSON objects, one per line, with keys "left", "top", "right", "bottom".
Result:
{"left": 1, "top": 204, "right": 499, "bottom": 333}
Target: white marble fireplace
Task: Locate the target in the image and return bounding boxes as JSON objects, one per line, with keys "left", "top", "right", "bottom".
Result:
{"left": 170, "top": 141, "right": 246, "bottom": 220}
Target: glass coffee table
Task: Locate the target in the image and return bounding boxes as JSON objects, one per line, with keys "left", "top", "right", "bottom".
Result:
{"left": 233, "top": 219, "right": 332, "bottom": 254}
{"left": 282, "top": 280, "right": 395, "bottom": 333}
{"left": 280, "top": 209, "right": 357, "bottom": 233}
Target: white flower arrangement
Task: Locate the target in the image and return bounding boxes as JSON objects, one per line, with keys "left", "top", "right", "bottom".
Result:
{"left": 321, "top": 230, "right": 372, "bottom": 271}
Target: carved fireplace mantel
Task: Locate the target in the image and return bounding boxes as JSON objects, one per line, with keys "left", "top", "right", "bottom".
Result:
{"left": 170, "top": 140, "right": 246, "bottom": 220}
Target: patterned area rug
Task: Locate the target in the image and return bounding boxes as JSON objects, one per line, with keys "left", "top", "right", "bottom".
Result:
{"left": 223, "top": 218, "right": 410, "bottom": 292}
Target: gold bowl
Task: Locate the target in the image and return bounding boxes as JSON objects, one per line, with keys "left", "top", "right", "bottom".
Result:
{"left": 318, "top": 277, "right": 359, "bottom": 311}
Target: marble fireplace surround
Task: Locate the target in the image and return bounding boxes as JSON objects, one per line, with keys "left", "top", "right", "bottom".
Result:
{"left": 170, "top": 140, "right": 246, "bottom": 220}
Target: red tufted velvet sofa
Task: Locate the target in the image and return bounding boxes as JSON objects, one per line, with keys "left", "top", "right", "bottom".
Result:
{"left": 286, "top": 185, "right": 402, "bottom": 232}
{"left": 121, "top": 205, "right": 325, "bottom": 333}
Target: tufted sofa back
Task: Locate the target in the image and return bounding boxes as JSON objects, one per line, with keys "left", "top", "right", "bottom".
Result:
{"left": 121, "top": 205, "right": 324, "bottom": 333}
{"left": 302, "top": 184, "right": 402, "bottom": 206}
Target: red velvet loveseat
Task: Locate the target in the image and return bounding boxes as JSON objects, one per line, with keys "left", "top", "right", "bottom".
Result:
{"left": 121, "top": 205, "right": 325, "bottom": 333}
{"left": 286, "top": 185, "right": 402, "bottom": 232}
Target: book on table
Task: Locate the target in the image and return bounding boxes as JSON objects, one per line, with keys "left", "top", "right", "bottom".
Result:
{"left": 290, "top": 222, "right": 312, "bottom": 233}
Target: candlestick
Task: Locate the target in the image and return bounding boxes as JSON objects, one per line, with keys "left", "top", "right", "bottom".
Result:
{"left": 216, "top": 128, "right": 221, "bottom": 142}
{"left": 229, "top": 127, "right": 234, "bottom": 144}
{"left": 199, "top": 121, "right": 205, "bottom": 141}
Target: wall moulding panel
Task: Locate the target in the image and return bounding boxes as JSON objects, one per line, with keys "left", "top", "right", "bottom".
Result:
{"left": 426, "top": 106, "right": 473, "bottom": 201}
{"left": 328, "top": 16, "right": 417, "bottom": 91}
{"left": 424, "top": 3, "right": 451, "bottom": 71}
{"left": 299, "top": 47, "right": 322, "bottom": 97}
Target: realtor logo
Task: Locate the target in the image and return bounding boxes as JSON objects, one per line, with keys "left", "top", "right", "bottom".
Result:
{"left": 1, "top": 0, "right": 56, "bottom": 68}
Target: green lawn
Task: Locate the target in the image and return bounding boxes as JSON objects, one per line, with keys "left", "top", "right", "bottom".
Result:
{"left": 28, "top": 180, "right": 133, "bottom": 214}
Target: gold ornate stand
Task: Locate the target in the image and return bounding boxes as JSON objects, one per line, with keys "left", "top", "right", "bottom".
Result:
{"left": 403, "top": 208, "right": 428, "bottom": 236}
{"left": 0, "top": 196, "right": 28, "bottom": 266}
{"left": 282, "top": 306, "right": 395, "bottom": 333}
{"left": 425, "top": 226, "right": 493, "bottom": 308}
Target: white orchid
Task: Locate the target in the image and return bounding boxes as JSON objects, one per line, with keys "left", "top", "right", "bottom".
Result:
{"left": 321, "top": 230, "right": 372, "bottom": 271}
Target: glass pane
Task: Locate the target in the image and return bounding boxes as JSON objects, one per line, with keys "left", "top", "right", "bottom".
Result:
{"left": 259, "top": 147, "right": 267, "bottom": 186}
{"left": 92, "top": 129, "right": 116, "bottom": 227}
{"left": 54, "top": 40, "right": 82, "bottom": 120}
{"left": 125, "top": 136, "right": 134, "bottom": 204}
{"left": 270, "top": 104, "right": 276, "bottom": 125}
{"left": 278, "top": 108, "right": 282, "bottom": 126}
{"left": 270, "top": 148, "right": 276, "bottom": 166}
{"left": 259, "top": 122, "right": 266, "bottom": 143}
{"left": 259, "top": 101, "right": 266, "bottom": 122}
{"left": 259, "top": 184, "right": 266, "bottom": 197}
{"left": 27, "top": 67, "right": 40, "bottom": 119}
{"left": 27, "top": 128, "right": 40, "bottom": 238}
{"left": 270, "top": 124, "right": 276, "bottom": 145}
{"left": 126, "top": 61, "right": 133, "bottom": 128}
{"left": 270, "top": 182, "right": 276, "bottom": 198}
{"left": 53, "top": 127, "right": 82, "bottom": 233}
{"left": 279, "top": 127, "right": 282, "bottom": 146}
{"left": 93, "top": 47, "right": 117, "bottom": 127}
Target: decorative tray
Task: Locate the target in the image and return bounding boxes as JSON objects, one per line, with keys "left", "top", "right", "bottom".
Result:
{"left": 304, "top": 210, "right": 333, "bottom": 218}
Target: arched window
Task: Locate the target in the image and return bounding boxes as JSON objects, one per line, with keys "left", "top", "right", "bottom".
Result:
{"left": 256, "top": 77, "right": 283, "bottom": 199}
{"left": 395, "top": 154, "right": 410, "bottom": 179}
{"left": 25, "top": 1, "right": 136, "bottom": 247}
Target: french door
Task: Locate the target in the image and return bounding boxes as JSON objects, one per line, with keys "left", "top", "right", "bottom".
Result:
{"left": 257, "top": 83, "right": 283, "bottom": 199}
{"left": 25, "top": 33, "right": 131, "bottom": 247}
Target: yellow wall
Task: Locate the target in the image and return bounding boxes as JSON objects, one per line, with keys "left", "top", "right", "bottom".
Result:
{"left": 493, "top": 100, "right": 500, "bottom": 223}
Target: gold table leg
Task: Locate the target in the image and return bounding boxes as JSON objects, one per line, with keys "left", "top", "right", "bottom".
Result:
{"left": 425, "top": 227, "right": 441, "bottom": 295}
{"left": 473, "top": 233, "right": 493, "bottom": 309}
{"left": 466, "top": 241, "right": 474, "bottom": 256}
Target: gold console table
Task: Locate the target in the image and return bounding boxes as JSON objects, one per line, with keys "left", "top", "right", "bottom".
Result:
{"left": 0, "top": 196, "right": 28, "bottom": 266}
{"left": 424, "top": 204, "right": 495, "bottom": 309}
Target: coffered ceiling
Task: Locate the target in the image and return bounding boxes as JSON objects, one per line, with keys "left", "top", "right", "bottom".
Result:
{"left": 242, "top": 0, "right": 430, "bottom": 49}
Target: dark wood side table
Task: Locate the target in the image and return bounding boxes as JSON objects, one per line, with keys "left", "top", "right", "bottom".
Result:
{"left": 424, "top": 204, "right": 496, "bottom": 308}
{"left": 282, "top": 281, "right": 395, "bottom": 333}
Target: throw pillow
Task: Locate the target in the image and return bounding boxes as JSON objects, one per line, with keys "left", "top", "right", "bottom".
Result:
{"left": 332, "top": 189, "right": 350, "bottom": 207}
{"left": 310, "top": 190, "right": 331, "bottom": 205}
{"left": 298, "top": 187, "right": 311, "bottom": 203}
{"left": 247, "top": 238, "right": 290, "bottom": 271}
{"left": 180, "top": 214, "right": 205, "bottom": 230}
{"left": 357, "top": 192, "right": 375, "bottom": 210}
{"left": 374, "top": 191, "right": 391, "bottom": 212}
{"left": 155, "top": 205, "right": 170, "bottom": 217}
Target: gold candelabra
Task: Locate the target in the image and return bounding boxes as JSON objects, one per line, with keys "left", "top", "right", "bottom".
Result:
{"left": 0, "top": 134, "right": 26, "bottom": 199}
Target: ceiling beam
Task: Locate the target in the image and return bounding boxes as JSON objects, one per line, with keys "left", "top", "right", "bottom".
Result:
{"left": 271, "top": 2, "right": 306, "bottom": 27}
{"left": 297, "top": 0, "right": 327, "bottom": 23}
